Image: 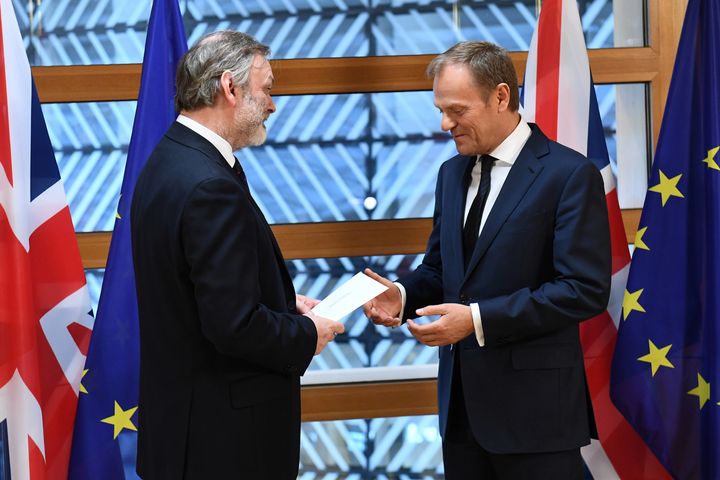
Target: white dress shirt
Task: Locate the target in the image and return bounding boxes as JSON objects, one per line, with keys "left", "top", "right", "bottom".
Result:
{"left": 397, "top": 118, "right": 532, "bottom": 347}
{"left": 177, "top": 114, "right": 236, "bottom": 168}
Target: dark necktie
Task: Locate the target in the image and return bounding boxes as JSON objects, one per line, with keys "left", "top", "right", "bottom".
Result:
{"left": 462, "top": 155, "right": 495, "bottom": 268}
{"left": 232, "top": 157, "right": 248, "bottom": 187}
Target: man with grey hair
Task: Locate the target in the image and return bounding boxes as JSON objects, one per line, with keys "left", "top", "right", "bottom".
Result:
{"left": 364, "top": 41, "right": 611, "bottom": 478}
{"left": 131, "top": 30, "right": 343, "bottom": 479}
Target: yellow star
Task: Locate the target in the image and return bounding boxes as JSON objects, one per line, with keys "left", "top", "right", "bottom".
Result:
{"left": 687, "top": 373, "right": 711, "bottom": 410}
{"left": 634, "top": 226, "right": 650, "bottom": 251}
{"left": 702, "top": 146, "right": 720, "bottom": 170}
{"left": 648, "top": 170, "right": 684, "bottom": 206}
{"left": 116, "top": 194, "right": 122, "bottom": 219}
{"left": 79, "top": 369, "right": 88, "bottom": 394}
{"left": 101, "top": 401, "right": 138, "bottom": 439}
{"left": 637, "top": 340, "right": 674, "bottom": 376}
{"left": 623, "top": 288, "right": 646, "bottom": 321}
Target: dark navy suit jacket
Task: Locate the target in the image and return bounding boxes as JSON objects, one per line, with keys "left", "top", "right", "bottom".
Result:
{"left": 131, "top": 122, "right": 317, "bottom": 479}
{"left": 401, "top": 124, "right": 611, "bottom": 454}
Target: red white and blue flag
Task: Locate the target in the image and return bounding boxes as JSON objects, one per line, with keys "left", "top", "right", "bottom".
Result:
{"left": 522, "top": 1, "right": 669, "bottom": 478}
{"left": 0, "top": 0, "right": 94, "bottom": 478}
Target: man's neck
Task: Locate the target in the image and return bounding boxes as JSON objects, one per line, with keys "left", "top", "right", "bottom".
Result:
{"left": 181, "top": 109, "right": 228, "bottom": 141}
{"left": 486, "top": 112, "right": 522, "bottom": 154}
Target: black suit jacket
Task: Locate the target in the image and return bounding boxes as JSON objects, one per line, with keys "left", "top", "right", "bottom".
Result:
{"left": 401, "top": 124, "right": 611, "bottom": 454}
{"left": 131, "top": 122, "right": 317, "bottom": 479}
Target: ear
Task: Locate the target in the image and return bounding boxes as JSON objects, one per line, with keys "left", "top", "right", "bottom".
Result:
{"left": 218, "top": 70, "right": 238, "bottom": 106}
{"left": 495, "top": 83, "right": 511, "bottom": 113}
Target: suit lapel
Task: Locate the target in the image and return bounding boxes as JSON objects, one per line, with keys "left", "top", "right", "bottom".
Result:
{"left": 168, "top": 123, "right": 296, "bottom": 299}
{"left": 462, "top": 127, "right": 547, "bottom": 282}
{"left": 166, "top": 122, "right": 234, "bottom": 173}
{"left": 233, "top": 160, "right": 296, "bottom": 297}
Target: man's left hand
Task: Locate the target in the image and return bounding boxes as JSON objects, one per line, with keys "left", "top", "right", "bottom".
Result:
{"left": 407, "top": 303, "right": 474, "bottom": 346}
{"left": 296, "top": 294, "right": 320, "bottom": 314}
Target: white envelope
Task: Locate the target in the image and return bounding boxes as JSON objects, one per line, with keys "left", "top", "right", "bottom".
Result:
{"left": 311, "top": 272, "right": 388, "bottom": 322}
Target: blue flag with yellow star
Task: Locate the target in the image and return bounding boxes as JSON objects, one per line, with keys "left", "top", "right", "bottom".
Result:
{"left": 610, "top": 0, "right": 720, "bottom": 478}
{"left": 68, "top": 1, "right": 187, "bottom": 478}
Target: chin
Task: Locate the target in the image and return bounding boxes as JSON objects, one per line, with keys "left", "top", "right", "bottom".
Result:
{"left": 248, "top": 127, "right": 268, "bottom": 147}
{"left": 454, "top": 144, "right": 471, "bottom": 156}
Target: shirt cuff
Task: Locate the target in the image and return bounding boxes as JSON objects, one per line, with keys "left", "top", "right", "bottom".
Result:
{"left": 394, "top": 282, "right": 407, "bottom": 322}
{"left": 471, "top": 302, "right": 485, "bottom": 347}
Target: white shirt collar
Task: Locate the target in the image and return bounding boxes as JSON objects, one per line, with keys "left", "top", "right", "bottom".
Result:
{"left": 483, "top": 117, "right": 532, "bottom": 167}
{"left": 176, "top": 114, "right": 236, "bottom": 168}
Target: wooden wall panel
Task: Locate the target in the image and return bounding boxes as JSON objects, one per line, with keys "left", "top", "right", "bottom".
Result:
{"left": 79, "top": 210, "right": 642, "bottom": 269}
{"left": 35, "top": 48, "right": 657, "bottom": 104}
{"left": 34, "top": 64, "right": 142, "bottom": 103}
{"left": 301, "top": 380, "right": 437, "bottom": 422}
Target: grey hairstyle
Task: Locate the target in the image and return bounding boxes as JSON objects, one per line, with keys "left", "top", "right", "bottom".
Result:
{"left": 426, "top": 41, "right": 520, "bottom": 112}
{"left": 175, "top": 30, "right": 270, "bottom": 112}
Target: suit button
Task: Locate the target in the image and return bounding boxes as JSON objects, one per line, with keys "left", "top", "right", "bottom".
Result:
{"left": 459, "top": 294, "right": 468, "bottom": 304}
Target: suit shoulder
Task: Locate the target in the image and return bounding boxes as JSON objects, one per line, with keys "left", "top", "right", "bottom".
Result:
{"left": 541, "top": 139, "right": 600, "bottom": 175}
{"left": 141, "top": 135, "right": 230, "bottom": 187}
{"left": 132, "top": 135, "right": 241, "bottom": 221}
{"left": 440, "top": 153, "right": 472, "bottom": 174}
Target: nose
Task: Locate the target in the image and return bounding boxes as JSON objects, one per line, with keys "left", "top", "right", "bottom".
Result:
{"left": 267, "top": 96, "right": 276, "bottom": 114}
{"left": 440, "top": 113, "right": 455, "bottom": 132}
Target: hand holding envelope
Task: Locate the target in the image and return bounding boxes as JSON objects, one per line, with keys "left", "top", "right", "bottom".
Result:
{"left": 312, "top": 272, "right": 389, "bottom": 322}
{"left": 305, "top": 271, "right": 389, "bottom": 355}
{"left": 361, "top": 268, "right": 403, "bottom": 327}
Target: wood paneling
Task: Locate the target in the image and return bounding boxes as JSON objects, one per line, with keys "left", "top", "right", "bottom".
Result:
{"left": 34, "top": 48, "right": 658, "bottom": 104}
{"left": 270, "top": 55, "right": 435, "bottom": 95}
{"left": 79, "top": 218, "right": 431, "bottom": 269}
{"left": 78, "top": 231, "right": 116, "bottom": 270}
{"left": 622, "top": 209, "right": 642, "bottom": 243}
{"left": 34, "top": 64, "right": 142, "bottom": 103}
{"left": 301, "top": 379, "right": 437, "bottom": 422}
{"left": 647, "top": 0, "right": 688, "bottom": 149}
{"left": 272, "top": 218, "right": 431, "bottom": 259}
{"left": 79, "top": 210, "right": 643, "bottom": 269}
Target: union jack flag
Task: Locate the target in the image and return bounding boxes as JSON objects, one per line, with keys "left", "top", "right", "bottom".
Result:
{"left": 522, "top": 0, "right": 669, "bottom": 478}
{"left": 0, "top": 0, "right": 93, "bottom": 478}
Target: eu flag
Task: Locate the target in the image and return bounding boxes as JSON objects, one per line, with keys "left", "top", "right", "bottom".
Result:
{"left": 68, "top": 0, "right": 187, "bottom": 477}
{"left": 610, "top": 0, "right": 720, "bottom": 478}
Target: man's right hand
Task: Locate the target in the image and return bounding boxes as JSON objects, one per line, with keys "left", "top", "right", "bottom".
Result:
{"left": 362, "top": 268, "right": 402, "bottom": 327}
{"left": 304, "top": 311, "right": 345, "bottom": 355}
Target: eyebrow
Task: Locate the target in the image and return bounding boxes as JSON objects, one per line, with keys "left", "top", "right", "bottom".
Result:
{"left": 435, "top": 102, "right": 466, "bottom": 110}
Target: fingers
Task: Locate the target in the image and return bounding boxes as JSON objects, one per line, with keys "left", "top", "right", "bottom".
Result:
{"left": 407, "top": 318, "right": 432, "bottom": 336}
{"left": 362, "top": 268, "right": 402, "bottom": 327}
{"left": 296, "top": 294, "right": 321, "bottom": 314}
{"left": 295, "top": 299, "right": 311, "bottom": 314}
{"left": 333, "top": 321, "right": 345, "bottom": 335}
{"left": 407, "top": 319, "right": 448, "bottom": 346}
{"left": 308, "top": 314, "right": 345, "bottom": 355}
{"left": 415, "top": 304, "right": 447, "bottom": 317}
{"left": 297, "top": 294, "right": 321, "bottom": 308}
{"left": 364, "top": 268, "right": 394, "bottom": 287}
{"left": 365, "top": 304, "right": 401, "bottom": 327}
